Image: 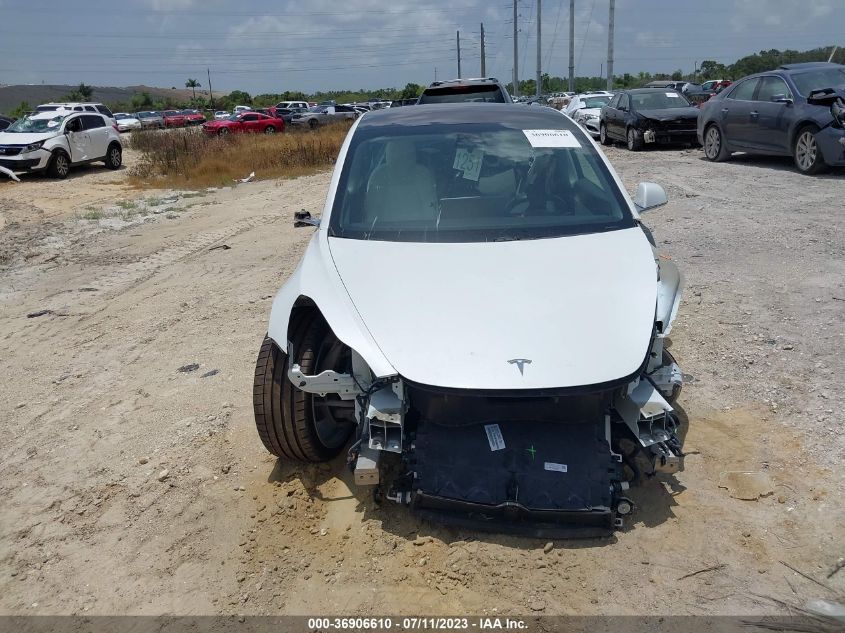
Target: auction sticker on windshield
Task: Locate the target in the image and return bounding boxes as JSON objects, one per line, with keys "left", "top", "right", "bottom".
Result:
{"left": 523, "top": 129, "right": 581, "bottom": 148}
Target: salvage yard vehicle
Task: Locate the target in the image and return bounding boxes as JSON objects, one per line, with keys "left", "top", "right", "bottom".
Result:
{"left": 290, "top": 105, "right": 358, "bottom": 129}
{"left": 113, "top": 112, "right": 142, "bottom": 132}
{"left": 564, "top": 92, "right": 613, "bottom": 137}
{"left": 135, "top": 110, "right": 165, "bottom": 129}
{"left": 0, "top": 111, "right": 122, "bottom": 178}
{"left": 600, "top": 88, "right": 700, "bottom": 150}
{"left": 253, "top": 103, "right": 685, "bottom": 537}
{"left": 162, "top": 110, "right": 188, "bottom": 127}
{"left": 202, "top": 111, "right": 283, "bottom": 135}
{"left": 179, "top": 109, "right": 206, "bottom": 125}
{"left": 418, "top": 77, "right": 512, "bottom": 104}
{"left": 698, "top": 62, "right": 845, "bottom": 174}
{"left": 35, "top": 102, "right": 116, "bottom": 125}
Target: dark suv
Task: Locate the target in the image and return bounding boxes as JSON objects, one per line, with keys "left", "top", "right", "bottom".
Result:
{"left": 418, "top": 78, "right": 512, "bottom": 104}
{"left": 698, "top": 62, "right": 845, "bottom": 174}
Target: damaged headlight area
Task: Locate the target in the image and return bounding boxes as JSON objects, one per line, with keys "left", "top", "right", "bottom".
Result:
{"left": 24, "top": 141, "right": 45, "bottom": 153}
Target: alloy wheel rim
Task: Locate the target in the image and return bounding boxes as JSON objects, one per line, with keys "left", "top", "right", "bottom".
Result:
{"left": 796, "top": 132, "right": 816, "bottom": 170}
{"left": 628, "top": 130, "right": 635, "bottom": 149}
{"left": 57, "top": 156, "right": 68, "bottom": 175}
{"left": 111, "top": 149, "right": 121, "bottom": 165}
{"left": 705, "top": 128, "right": 720, "bottom": 158}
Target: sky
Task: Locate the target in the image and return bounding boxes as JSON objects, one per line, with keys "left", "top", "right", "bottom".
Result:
{"left": 0, "top": 0, "right": 841, "bottom": 94}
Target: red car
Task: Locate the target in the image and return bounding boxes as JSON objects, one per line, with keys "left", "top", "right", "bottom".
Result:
{"left": 180, "top": 109, "right": 206, "bottom": 125}
{"left": 202, "top": 112, "right": 284, "bottom": 136}
{"left": 162, "top": 110, "right": 187, "bottom": 127}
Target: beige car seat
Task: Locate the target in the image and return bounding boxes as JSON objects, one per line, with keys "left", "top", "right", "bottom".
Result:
{"left": 364, "top": 139, "right": 438, "bottom": 225}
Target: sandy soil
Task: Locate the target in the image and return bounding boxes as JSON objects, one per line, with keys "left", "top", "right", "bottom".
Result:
{"left": 0, "top": 146, "right": 842, "bottom": 617}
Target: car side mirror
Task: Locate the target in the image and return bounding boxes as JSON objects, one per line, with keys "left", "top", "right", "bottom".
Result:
{"left": 294, "top": 209, "right": 320, "bottom": 228}
{"left": 633, "top": 182, "right": 668, "bottom": 213}
{"left": 771, "top": 94, "right": 793, "bottom": 105}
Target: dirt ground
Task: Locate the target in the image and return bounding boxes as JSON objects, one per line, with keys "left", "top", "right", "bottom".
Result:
{"left": 0, "top": 145, "right": 843, "bottom": 617}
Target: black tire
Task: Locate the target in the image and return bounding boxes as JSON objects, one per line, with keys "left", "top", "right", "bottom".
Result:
{"left": 627, "top": 127, "right": 643, "bottom": 151}
{"left": 104, "top": 143, "right": 122, "bottom": 169}
{"left": 264, "top": 126, "right": 276, "bottom": 134}
{"left": 308, "top": 118, "right": 318, "bottom": 130}
{"left": 218, "top": 127, "right": 230, "bottom": 137}
{"left": 599, "top": 123, "right": 612, "bottom": 146}
{"left": 703, "top": 124, "right": 730, "bottom": 162}
{"left": 253, "top": 312, "right": 355, "bottom": 462}
{"left": 47, "top": 151, "right": 70, "bottom": 179}
{"left": 793, "top": 125, "right": 827, "bottom": 175}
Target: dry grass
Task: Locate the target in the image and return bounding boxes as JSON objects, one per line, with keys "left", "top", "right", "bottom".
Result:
{"left": 128, "top": 125, "right": 349, "bottom": 188}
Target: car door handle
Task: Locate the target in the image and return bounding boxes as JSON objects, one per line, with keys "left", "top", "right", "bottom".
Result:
{"left": 750, "top": 111, "right": 759, "bottom": 118}
{"left": 721, "top": 108, "right": 729, "bottom": 113}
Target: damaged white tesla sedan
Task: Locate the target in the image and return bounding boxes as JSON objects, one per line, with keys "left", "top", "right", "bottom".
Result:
{"left": 253, "top": 103, "right": 685, "bottom": 537}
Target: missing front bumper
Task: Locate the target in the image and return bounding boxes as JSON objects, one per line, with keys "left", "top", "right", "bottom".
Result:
{"left": 402, "top": 418, "right": 624, "bottom": 538}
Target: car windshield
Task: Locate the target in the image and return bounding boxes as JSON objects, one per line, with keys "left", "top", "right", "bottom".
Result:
{"left": 631, "top": 91, "right": 691, "bottom": 109}
{"left": 329, "top": 121, "right": 633, "bottom": 243}
{"left": 418, "top": 85, "right": 506, "bottom": 104}
{"left": 308, "top": 106, "right": 327, "bottom": 113}
{"left": 791, "top": 67, "right": 845, "bottom": 96}
{"left": 582, "top": 96, "right": 610, "bottom": 109}
{"left": 115, "top": 114, "right": 128, "bottom": 120}
{"left": 137, "top": 112, "right": 156, "bottom": 118}
{"left": 226, "top": 114, "right": 243, "bottom": 121}
{"left": 6, "top": 113, "right": 67, "bottom": 133}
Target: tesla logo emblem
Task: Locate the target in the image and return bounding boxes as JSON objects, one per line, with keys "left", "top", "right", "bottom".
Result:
{"left": 508, "top": 358, "right": 532, "bottom": 375}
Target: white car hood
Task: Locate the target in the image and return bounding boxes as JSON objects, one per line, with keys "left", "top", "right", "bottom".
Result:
{"left": 328, "top": 227, "right": 657, "bottom": 390}
{"left": 0, "top": 132, "right": 57, "bottom": 145}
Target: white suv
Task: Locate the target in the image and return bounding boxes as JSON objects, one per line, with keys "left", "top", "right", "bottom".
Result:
{"left": 35, "top": 102, "right": 117, "bottom": 125}
{"left": 0, "top": 110, "right": 123, "bottom": 179}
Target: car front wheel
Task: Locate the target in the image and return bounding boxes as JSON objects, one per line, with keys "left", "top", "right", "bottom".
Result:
{"left": 599, "top": 123, "right": 612, "bottom": 146}
{"left": 47, "top": 151, "right": 70, "bottom": 179}
{"left": 264, "top": 126, "right": 276, "bottom": 134}
{"left": 253, "top": 310, "right": 355, "bottom": 462}
{"left": 627, "top": 127, "right": 643, "bottom": 151}
{"left": 308, "top": 118, "right": 318, "bottom": 130}
{"left": 703, "top": 124, "right": 730, "bottom": 162}
{"left": 793, "top": 126, "right": 827, "bottom": 175}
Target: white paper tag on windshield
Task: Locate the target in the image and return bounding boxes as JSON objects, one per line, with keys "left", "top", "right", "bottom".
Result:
{"left": 666, "top": 92, "right": 680, "bottom": 98}
{"left": 453, "top": 147, "right": 483, "bottom": 181}
{"left": 544, "top": 462, "right": 568, "bottom": 473}
{"left": 484, "top": 424, "right": 506, "bottom": 451}
{"left": 523, "top": 129, "right": 581, "bottom": 148}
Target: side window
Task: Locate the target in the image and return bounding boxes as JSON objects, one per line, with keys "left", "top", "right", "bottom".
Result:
{"left": 74, "top": 106, "right": 84, "bottom": 111}
{"left": 608, "top": 94, "right": 620, "bottom": 109}
{"left": 84, "top": 106, "right": 96, "bottom": 112}
{"left": 757, "top": 76, "right": 792, "bottom": 101}
{"left": 96, "top": 105, "right": 114, "bottom": 117}
{"left": 728, "top": 78, "right": 759, "bottom": 101}
{"left": 242, "top": 114, "right": 258, "bottom": 121}
{"left": 619, "top": 94, "right": 629, "bottom": 110}
{"left": 81, "top": 115, "right": 105, "bottom": 130}
{"left": 65, "top": 117, "right": 83, "bottom": 133}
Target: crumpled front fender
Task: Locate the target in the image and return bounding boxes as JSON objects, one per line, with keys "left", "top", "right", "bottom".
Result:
{"left": 266, "top": 233, "right": 396, "bottom": 378}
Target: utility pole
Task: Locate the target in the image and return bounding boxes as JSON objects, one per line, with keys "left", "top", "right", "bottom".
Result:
{"left": 568, "top": 0, "right": 575, "bottom": 92}
{"left": 829, "top": 46, "right": 839, "bottom": 63}
{"left": 606, "top": 0, "right": 615, "bottom": 91}
{"left": 535, "top": 0, "right": 542, "bottom": 97}
{"left": 513, "top": 0, "right": 519, "bottom": 98}
{"left": 207, "top": 67, "right": 214, "bottom": 110}
{"left": 480, "top": 23, "right": 486, "bottom": 77}
{"left": 457, "top": 31, "right": 461, "bottom": 78}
